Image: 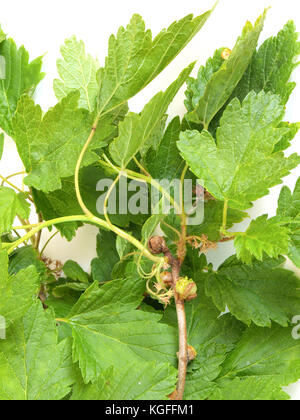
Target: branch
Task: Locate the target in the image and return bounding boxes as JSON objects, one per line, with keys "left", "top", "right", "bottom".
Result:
{"left": 148, "top": 237, "right": 188, "bottom": 400}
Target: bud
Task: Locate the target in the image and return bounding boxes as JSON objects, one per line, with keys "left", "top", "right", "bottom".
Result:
{"left": 221, "top": 48, "right": 231, "bottom": 60}
{"left": 175, "top": 277, "right": 197, "bottom": 301}
{"left": 187, "top": 345, "right": 197, "bottom": 362}
{"left": 160, "top": 271, "right": 173, "bottom": 287}
{"left": 148, "top": 236, "right": 167, "bottom": 255}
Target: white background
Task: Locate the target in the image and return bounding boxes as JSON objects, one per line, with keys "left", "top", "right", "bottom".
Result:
{"left": 1, "top": 0, "right": 300, "bottom": 399}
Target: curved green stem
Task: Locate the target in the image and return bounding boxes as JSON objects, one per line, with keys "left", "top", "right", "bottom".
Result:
{"left": 74, "top": 116, "right": 101, "bottom": 217}
{"left": 40, "top": 231, "right": 59, "bottom": 257}
{"left": 8, "top": 215, "right": 163, "bottom": 264}
{"left": 100, "top": 158, "right": 181, "bottom": 215}
{"left": 104, "top": 173, "right": 121, "bottom": 227}
{"left": 222, "top": 199, "right": 229, "bottom": 233}
{"left": 0, "top": 174, "right": 33, "bottom": 202}
{"left": 1, "top": 171, "right": 26, "bottom": 186}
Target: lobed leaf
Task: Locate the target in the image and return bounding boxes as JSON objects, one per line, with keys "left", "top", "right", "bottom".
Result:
{"left": 97, "top": 10, "right": 213, "bottom": 115}
{"left": 178, "top": 91, "right": 300, "bottom": 210}
{"left": 205, "top": 256, "right": 300, "bottom": 327}
{"left": 0, "top": 302, "right": 76, "bottom": 400}
{"left": 71, "top": 361, "right": 177, "bottom": 400}
{"left": 234, "top": 215, "right": 289, "bottom": 264}
{"left": 0, "top": 38, "right": 44, "bottom": 136}
{"left": 54, "top": 36, "right": 100, "bottom": 112}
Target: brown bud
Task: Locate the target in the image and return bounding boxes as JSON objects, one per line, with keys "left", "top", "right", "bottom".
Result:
{"left": 148, "top": 236, "right": 167, "bottom": 255}
{"left": 160, "top": 271, "right": 173, "bottom": 287}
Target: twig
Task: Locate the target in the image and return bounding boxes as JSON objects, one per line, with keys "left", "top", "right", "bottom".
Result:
{"left": 35, "top": 212, "right": 43, "bottom": 250}
{"left": 159, "top": 244, "right": 187, "bottom": 400}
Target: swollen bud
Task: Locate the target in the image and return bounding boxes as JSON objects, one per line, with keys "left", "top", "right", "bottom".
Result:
{"left": 221, "top": 48, "right": 231, "bottom": 60}
{"left": 187, "top": 345, "right": 197, "bottom": 362}
{"left": 160, "top": 271, "right": 173, "bottom": 287}
{"left": 175, "top": 277, "right": 197, "bottom": 301}
{"left": 148, "top": 236, "right": 167, "bottom": 255}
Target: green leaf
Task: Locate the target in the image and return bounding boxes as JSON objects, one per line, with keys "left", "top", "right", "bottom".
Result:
{"left": 0, "top": 302, "right": 76, "bottom": 400}
{"left": 0, "top": 38, "right": 44, "bottom": 136}
{"left": 66, "top": 303, "right": 177, "bottom": 383}
{"left": 0, "top": 26, "right": 6, "bottom": 44}
{"left": 178, "top": 91, "right": 300, "bottom": 210}
{"left": 63, "top": 260, "right": 89, "bottom": 284}
{"left": 68, "top": 276, "right": 146, "bottom": 317}
{"left": 71, "top": 361, "right": 177, "bottom": 400}
{"left": 233, "top": 21, "right": 300, "bottom": 105}
{"left": 274, "top": 122, "right": 300, "bottom": 153}
{"left": 220, "top": 323, "right": 300, "bottom": 387}
{"left": 210, "top": 377, "right": 290, "bottom": 400}
{"left": 141, "top": 214, "right": 164, "bottom": 243}
{"left": 12, "top": 92, "right": 126, "bottom": 192}
{"left": 277, "top": 178, "right": 300, "bottom": 267}
{"left": 186, "top": 12, "right": 266, "bottom": 128}
{"left": 54, "top": 36, "right": 100, "bottom": 112}
{"left": 0, "top": 187, "right": 31, "bottom": 234}
{"left": 116, "top": 235, "right": 133, "bottom": 259}
{"left": 97, "top": 11, "right": 213, "bottom": 114}
{"left": 144, "top": 117, "right": 185, "bottom": 180}
{"left": 91, "top": 231, "right": 120, "bottom": 283}
{"left": 109, "top": 64, "right": 194, "bottom": 168}
{"left": 9, "top": 245, "right": 48, "bottom": 280}
{"left": 184, "top": 48, "right": 225, "bottom": 113}
{"left": 234, "top": 215, "right": 289, "bottom": 264}
{"left": 184, "top": 343, "right": 228, "bottom": 400}
{"left": 205, "top": 255, "right": 300, "bottom": 327}
{"left": 0, "top": 133, "right": 4, "bottom": 159}
{"left": 0, "top": 251, "right": 40, "bottom": 325}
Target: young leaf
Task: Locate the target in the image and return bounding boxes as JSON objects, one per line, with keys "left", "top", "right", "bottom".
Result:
{"left": 233, "top": 21, "right": 300, "bottom": 105}
{"left": 234, "top": 215, "right": 289, "bottom": 264}
{"left": 186, "top": 12, "right": 266, "bottom": 128}
{"left": 0, "top": 38, "right": 44, "bottom": 136}
{"left": 97, "top": 10, "right": 213, "bottom": 114}
{"left": 63, "top": 260, "right": 89, "bottom": 284}
{"left": 12, "top": 92, "right": 126, "bottom": 192}
{"left": 277, "top": 178, "right": 300, "bottom": 267}
{"left": 54, "top": 36, "right": 100, "bottom": 112}
{"left": 9, "top": 245, "right": 49, "bottom": 281}
{"left": 0, "top": 302, "right": 76, "bottom": 400}
{"left": 0, "top": 251, "right": 40, "bottom": 325}
{"left": 71, "top": 361, "right": 177, "bottom": 400}
{"left": 109, "top": 64, "right": 194, "bottom": 168}
{"left": 178, "top": 91, "right": 300, "bottom": 210}
{"left": 205, "top": 256, "right": 300, "bottom": 327}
